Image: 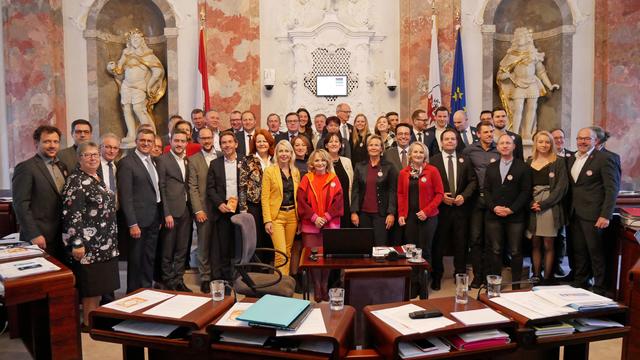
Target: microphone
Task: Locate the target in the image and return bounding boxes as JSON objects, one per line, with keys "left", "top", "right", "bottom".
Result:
{"left": 476, "top": 278, "right": 540, "bottom": 300}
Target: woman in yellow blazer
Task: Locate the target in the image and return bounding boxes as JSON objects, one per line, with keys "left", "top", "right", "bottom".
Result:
{"left": 262, "top": 140, "right": 301, "bottom": 275}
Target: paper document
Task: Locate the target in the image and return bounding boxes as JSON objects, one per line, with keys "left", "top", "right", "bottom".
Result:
{"left": 0, "top": 233, "right": 20, "bottom": 245}
{"left": 276, "top": 308, "right": 326, "bottom": 337}
{"left": 143, "top": 294, "right": 209, "bottom": 318}
{"left": 0, "top": 244, "right": 44, "bottom": 260}
{"left": 398, "top": 337, "right": 450, "bottom": 358}
{"left": 0, "top": 257, "right": 60, "bottom": 279}
{"left": 490, "top": 292, "right": 576, "bottom": 320}
{"left": 533, "top": 287, "right": 616, "bottom": 307}
{"left": 216, "top": 302, "right": 253, "bottom": 327}
{"left": 103, "top": 290, "right": 174, "bottom": 313}
{"left": 450, "top": 308, "right": 510, "bottom": 326}
{"left": 371, "top": 304, "right": 455, "bottom": 335}
{"left": 372, "top": 247, "right": 394, "bottom": 257}
{"left": 219, "top": 331, "right": 269, "bottom": 346}
{"left": 112, "top": 319, "right": 179, "bottom": 337}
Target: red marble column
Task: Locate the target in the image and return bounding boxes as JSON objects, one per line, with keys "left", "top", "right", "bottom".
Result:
{"left": 3, "top": 0, "right": 66, "bottom": 167}
{"left": 594, "top": 0, "right": 640, "bottom": 187}
{"left": 399, "top": 0, "right": 459, "bottom": 122}
{"left": 201, "top": 0, "right": 261, "bottom": 128}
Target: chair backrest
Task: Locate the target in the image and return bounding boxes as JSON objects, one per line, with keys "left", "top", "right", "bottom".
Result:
{"left": 344, "top": 266, "right": 412, "bottom": 346}
{"left": 230, "top": 213, "right": 256, "bottom": 264}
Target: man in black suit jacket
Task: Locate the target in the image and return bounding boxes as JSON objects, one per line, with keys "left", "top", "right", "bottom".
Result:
{"left": 266, "top": 113, "right": 285, "bottom": 139}
{"left": 58, "top": 119, "right": 92, "bottom": 171}
{"left": 157, "top": 130, "right": 192, "bottom": 292}
{"left": 235, "top": 111, "right": 257, "bottom": 160}
{"left": 551, "top": 128, "right": 575, "bottom": 277}
{"left": 424, "top": 107, "right": 464, "bottom": 157}
{"left": 117, "top": 128, "right": 162, "bottom": 293}
{"left": 275, "top": 112, "right": 301, "bottom": 144}
{"left": 567, "top": 128, "right": 620, "bottom": 295}
{"left": 12, "top": 125, "right": 68, "bottom": 259}
{"left": 430, "top": 129, "right": 478, "bottom": 290}
{"left": 409, "top": 109, "right": 429, "bottom": 145}
{"left": 484, "top": 133, "right": 532, "bottom": 289}
{"left": 492, "top": 108, "right": 524, "bottom": 161}
{"left": 453, "top": 110, "right": 478, "bottom": 147}
{"left": 207, "top": 130, "right": 241, "bottom": 281}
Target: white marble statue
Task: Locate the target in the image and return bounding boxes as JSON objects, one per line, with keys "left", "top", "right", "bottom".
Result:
{"left": 107, "top": 29, "right": 166, "bottom": 147}
{"left": 497, "top": 27, "right": 559, "bottom": 141}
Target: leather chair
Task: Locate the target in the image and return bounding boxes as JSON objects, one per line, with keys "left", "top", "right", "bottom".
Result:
{"left": 230, "top": 213, "right": 296, "bottom": 297}
{"left": 344, "top": 266, "right": 412, "bottom": 346}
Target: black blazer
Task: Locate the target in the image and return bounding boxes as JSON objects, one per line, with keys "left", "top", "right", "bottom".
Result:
{"left": 484, "top": 158, "right": 532, "bottom": 222}
{"left": 505, "top": 131, "right": 524, "bottom": 161}
{"left": 525, "top": 157, "right": 569, "bottom": 232}
{"left": 156, "top": 153, "right": 189, "bottom": 218}
{"left": 236, "top": 130, "right": 248, "bottom": 160}
{"left": 430, "top": 152, "right": 478, "bottom": 207}
{"left": 275, "top": 132, "right": 299, "bottom": 144}
{"left": 12, "top": 155, "right": 68, "bottom": 250}
{"left": 567, "top": 150, "right": 620, "bottom": 222}
{"left": 350, "top": 160, "right": 397, "bottom": 217}
{"left": 206, "top": 156, "right": 240, "bottom": 220}
{"left": 117, "top": 153, "right": 160, "bottom": 228}
{"left": 423, "top": 126, "right": 465, "bottom": 157}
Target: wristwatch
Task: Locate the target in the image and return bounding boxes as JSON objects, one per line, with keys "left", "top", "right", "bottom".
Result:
{"left": 72, "top": 239, "right": 84, "bottom": 249}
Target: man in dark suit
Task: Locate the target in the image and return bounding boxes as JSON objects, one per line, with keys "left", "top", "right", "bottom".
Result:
{"left": 430, "top": 129, "right": 478, "bottom": 290}
{"left": 484, "top": 133, "right": 532, "bottom": 289}
{"left": 12, "top": 125, "right": 68, "bottom": 259}
{"left": 479, "top": 110, "right": 493, "bottom": 123}
{"left": 58, "top": 119, "right": 92, "bottom": 171}
{"left": 336, "top": 103, "right": 353, "bottom": 141}
{"left": 551, "top": 128, "right": 575, "bottom": 278}
{"left": 275, "top": 112, "right": 301, "bottom": 144}
{"left": 567, "top": 127, "right": 620, "bottom": 295}
{"left": 452, "top": 110, "right": 478, "bottom": 147}
{"left": 592, "top": 126, "right": 622, "bottom": 176}
{"left": 235, "top": 111, "right": 257, "bottom": 160}
{"left": 227, "top": 110, "right": 243, "bottom": 133}
{"left": 207, "top": 130, "right": 240, "bottom": 281}
{"left": 117, "top": 128, "right": 162, "bottom": 293}
{"left": 492, "top": 108, "right": 524, "bottom": 161}
{"left": 266, "top": 113, "right": 285, "bottom": 139}
{"left": 409, "top": 109, "right": 429, "bottom": 145}
{"left": 424, "top": 107, "right": 464, "bottom": 157}
{"left": 190, "top": 109, "right": 205, "bottom": 143}
{"left": 157, "top": 130, "right": 192, "bottom": 292}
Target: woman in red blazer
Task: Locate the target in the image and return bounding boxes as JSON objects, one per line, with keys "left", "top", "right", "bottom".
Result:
{"left": 398, "top": 141, "right": 444, "bottom": 263}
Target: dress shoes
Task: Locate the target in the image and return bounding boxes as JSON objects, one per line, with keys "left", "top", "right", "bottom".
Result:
{"left": 470, "top": 278, "right": 483, "bottom": 289}
{"left": 200, "top": 281, "right": 211, "bottom": 294}
{"left": 430, "top": 276, "right": 442, "bottom": 291}
{"left": 175, "top": 282, "right": 193, "bottom": 292}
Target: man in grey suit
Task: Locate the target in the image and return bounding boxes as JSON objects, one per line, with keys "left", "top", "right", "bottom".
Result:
{"left": 12, "top": 125, "right": 68, "bottom": 260}
{"left": 157, "top": 130, "right": 192, "bottom": 292}
{"left": 188, "top": 127, "right": 220, "bottom": 293}
{"left": 57, "top": 119, "right": 92, "bottom": 171}
{"left": 117, "top": 128, "right": 161, "bottom": 293}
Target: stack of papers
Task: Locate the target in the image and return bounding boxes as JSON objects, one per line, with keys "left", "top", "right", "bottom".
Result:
{"left": 0, "top": 244, "right": 44, "bottom": 260}
{"left": 216, "top": 302, "right": 253, "bottom": 327}
{"left": 219, "top": 331, "right": 269, "bottom": 346}
{"left": 569, "top": 318, "right": 624, "bottom": 332}
{"left": 446, "top": 329, "right": 510, "bottom": 350}
{"left": 450, "top": 308, "right": 510, "bottom": 326}
{"left": 371, "top": 304, "right": 455, "bottom": 335}
{"left": 398, "top": 337, "right": 450, "bottom": 358}
{"left": 532, "top": 286, "right": 619, "bottom": 311}
{"left": 142, "top": 294, "right": 209, "bottom": 319}
{"left": 532, "top": 322, "right": 575, "bottom": 337}
{"left": 489, "top": 291, "right": 577, "bottom": 320}
{"left": 112, "top": 319, "right": 179, "bottom": 337}
{"left": 0, "top": 257, "right": 60, "bottom": 279}
{"left": 103, "top": 290, "right": 174, "bottom": 313}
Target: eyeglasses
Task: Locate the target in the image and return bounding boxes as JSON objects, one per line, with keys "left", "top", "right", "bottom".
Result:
{"left": 339, "top": 110, "right": 352, "bottom": 114}
{"left": 102, "top": 145, "right": 120, "bottom": 151}
{"left": 576, "top": 137, "right": 594, "bottom": 141}
{"left": 81, "top": 153, "right": 100, "bottom": 159}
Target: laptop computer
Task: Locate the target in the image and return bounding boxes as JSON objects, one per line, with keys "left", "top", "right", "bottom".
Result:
{"left": 322, "top": 228, "right": 374, "bottom": 258}
{"left": 236, "top": 295, "right": 312, "bottom": 331}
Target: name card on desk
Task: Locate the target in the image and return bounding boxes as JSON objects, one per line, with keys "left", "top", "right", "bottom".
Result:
{"left": 102, "top": 290, "right": 174, "bottom": 313}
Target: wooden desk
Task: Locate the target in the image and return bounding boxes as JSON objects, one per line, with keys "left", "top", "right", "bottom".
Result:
{"left": 90, "top": 289, "right": 234, "bottom": 360}
{"left": 2, "top": 256, "right": 81, "bottom": 359}
{"left": 363, "top": 297, "right": 518, "bottom": 360}
{"left": 207, "top": 299, "right": 355, "bottom": 360}
{"left": 624, "top": 258, "right": 640, "bottom": 360}
{"left": 299, "top": 247, "right": 432, "bottom": 299}
{"left": 480, "top": 292, "right": 630, "bottom": 359}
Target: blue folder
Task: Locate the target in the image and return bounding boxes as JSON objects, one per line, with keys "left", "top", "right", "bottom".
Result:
{"left": 237, "top": 295, "right": 312, "bottom": 330}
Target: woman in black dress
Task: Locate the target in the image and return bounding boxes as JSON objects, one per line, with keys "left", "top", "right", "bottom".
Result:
{"left": 292, "top": 135, "right": 311, "bottom": 177}
{"left": 350, "top": 113, "right": 371, "bottom": 165}
{"left": 324, "top": 133, "right": 353, "bottom": 228}
{"left": 297, "top": 107, "right": 314, "bottom": 144}
{"left": 62, "top": 142, "right": 119, "bottom": 330}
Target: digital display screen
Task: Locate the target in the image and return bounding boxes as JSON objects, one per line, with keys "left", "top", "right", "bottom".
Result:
{"left": 316, "top": 76, "right": 348, "bottom": 96}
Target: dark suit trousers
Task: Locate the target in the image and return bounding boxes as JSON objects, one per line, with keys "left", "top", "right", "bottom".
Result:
{"left": 469, "top": 196, "right": 488, "bottom": 280}
{"left": 213, "top": 213, "right": 235, "bottom": 281}
{"left": 570, "top": 216, "right": 606, "bottom": 293}
{"left": 433, "top": 205, "right": 469, "bottom": 277}
{"left": 127, "top": 216, "right": 160, "bottom": 293}
{"left": 359, "top": 212, "right": 388, "bottom": 246}
{"left": 405, "top": 216, "right": 437, "bottom": 299}
{"left": 160, "top": 213, "right": 191, "bottom": 287}
{"left": 485, "top": 220, "right": 525, "bottom": 284}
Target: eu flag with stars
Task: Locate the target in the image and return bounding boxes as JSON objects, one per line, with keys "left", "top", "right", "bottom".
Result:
{"left": 450, "top": 29, "right": 466, "bottom": 124}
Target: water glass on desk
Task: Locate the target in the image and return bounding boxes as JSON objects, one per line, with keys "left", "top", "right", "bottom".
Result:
{"left": 211, "top": 280, "right": 225, "bottom": 301}
{"left": 486, "top": 275, "right": 502, "bottom": 298}
{"left": 329, "top": 288, "right": 344, "bottom": 311}
{"left": 404, "top": 243, "right": 416, "bottom": 258}
{"left": 455, "top": 273, "right": 469, "bottom": 304}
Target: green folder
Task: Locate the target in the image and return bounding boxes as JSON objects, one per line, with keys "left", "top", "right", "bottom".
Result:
{"left": 237, "top": 295, "right": 312, "bottom": 330}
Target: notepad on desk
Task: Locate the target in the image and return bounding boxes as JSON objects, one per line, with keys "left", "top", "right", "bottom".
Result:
{"left": 236, "top": 295, "right": 312, "bottom": 331}
{"left": 103, "top": 290, "right": 174, "bottom": 313}
{"left": 143, "top": 294, "right": 209, "bottom": 318}
{"left": 450, "top": 308, "right": 510, "bottom": 326}
{"left": 371, "top": 304, "right": 455, "bottom": 335}
{"left": 0, "top": 257, "right": 60, "bottom": 279}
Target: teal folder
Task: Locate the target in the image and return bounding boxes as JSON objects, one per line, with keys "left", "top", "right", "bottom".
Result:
{"left": 237, "top": 295, "right": 311, "bottom": 330}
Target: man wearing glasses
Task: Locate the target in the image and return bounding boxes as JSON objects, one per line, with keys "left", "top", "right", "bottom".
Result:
{"left": 410, "top": 109, "right": 429, "bottom": 145}
{"left": 336, "top": 103, "right": 353, "bottom": 141}
{"left": 58, "top": 119, "right": 93, "bottom": 170}
{"left": 276, "top": 112, "right": 301, "bottom": 144}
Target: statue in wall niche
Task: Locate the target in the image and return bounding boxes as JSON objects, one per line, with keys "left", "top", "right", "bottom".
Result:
{"left": 107, "top": 29, "right": 166, "bottom": 147}
{"left": 497, "top": 27, "right": 559, "bottom": 141}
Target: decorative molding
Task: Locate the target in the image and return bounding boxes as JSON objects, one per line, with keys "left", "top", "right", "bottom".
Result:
{"left": 493, "top": 25, "right": 576, "bottom": 41}
{"left": 277, "top": 17, "right": 385, "bottom": 43}
{"left": 83, "top": 29, "right": 167, "bottom": 44}
{"left": 73, "top": 0, "right": 182, "bottom": 32}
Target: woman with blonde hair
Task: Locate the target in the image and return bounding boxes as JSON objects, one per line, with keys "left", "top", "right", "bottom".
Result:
{"left": 374, "top": 115, "right": 396, "bottom": 149}
{"left": 526, "top": 130, "right": 568, "bottom": 284}
{"left": 350, "top": 113, "right": 371, "bottom": 164}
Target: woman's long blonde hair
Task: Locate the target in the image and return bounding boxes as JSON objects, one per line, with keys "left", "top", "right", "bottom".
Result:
{"left": 351, "top": 113, "right": 371, "bottom": 146}
{"left": 531, "top": 130, "right": 557, "bottom": 162}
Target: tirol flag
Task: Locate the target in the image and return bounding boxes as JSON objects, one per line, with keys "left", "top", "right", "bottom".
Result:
{"left": 427, "top": 14, "right": 442, "bottom": 126}
{"left": 450, "top": 29, "right": 466, "bottom": 124}
{"left": 197, "top": 26, "right": 210, "bottom": 111}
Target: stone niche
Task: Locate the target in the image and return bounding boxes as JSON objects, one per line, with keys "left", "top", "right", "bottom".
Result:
{"left": 84, "top": 0, "right": 178, "bottom": 140}
{"left": 482, "top": 0, "right": 575, "bottom": 136}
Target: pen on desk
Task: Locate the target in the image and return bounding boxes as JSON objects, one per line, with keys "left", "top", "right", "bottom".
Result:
{"left": 17, "top": 263, "right": 43, "bottom": 271}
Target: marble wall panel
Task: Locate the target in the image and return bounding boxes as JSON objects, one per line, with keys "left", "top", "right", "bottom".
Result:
{"left": 202, "top": 0, "right": 260, "bottom": 128}
{"left": 594, "top": 0, "right": 640, "bottom": 189}
{"left": 4, "top": 0, "right": 66, "bottom": 166}
{"left": 399, "top": 0, "right": 459, "bottom": 122}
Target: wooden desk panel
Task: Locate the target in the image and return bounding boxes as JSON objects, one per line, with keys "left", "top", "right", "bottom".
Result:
{"left": 0, "top": 199, "right": 18, "bottom": 238}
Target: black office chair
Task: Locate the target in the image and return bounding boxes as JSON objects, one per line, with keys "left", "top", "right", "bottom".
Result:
{"left": 230, "top": 213, "right": 296, "bottom": 297}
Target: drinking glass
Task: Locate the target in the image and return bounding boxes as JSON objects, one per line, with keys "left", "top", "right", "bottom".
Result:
{"left": 486, "top": 275, "right": 502, "bottom": 298}
{"left": 211, "top": 280, "right": 225, "bottom": 302}
{"left": 455, "top": 273, "right": 469, "bottom": 304}
{"left": 404, "top": 244, "right": 416, "bottom": 258}
{"left": 328, "top": 288, "right": 345, "bottom": 311}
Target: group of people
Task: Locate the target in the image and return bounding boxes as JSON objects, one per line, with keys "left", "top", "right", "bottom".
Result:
{"left": 12, "top": 103, "right": 620, "bottom": 327}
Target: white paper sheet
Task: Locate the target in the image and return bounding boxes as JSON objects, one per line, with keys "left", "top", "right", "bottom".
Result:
{"left": 276, "top": 308, "right": 327, "bottom": 337}
{"left": 216, "top": 302, "right": 253, "bottom": 327}
{"left": 0, "top": 244, "right": 44, "bottom": 260}
{"left": 0, "top": 257, "right": 60, "bottom": 279}
{"left": 450, "top": 308, "right": 510, "bottom": 326}
{"left": 102, "top": 290, "right": 174, "bottom": 313}
{"left": 143, "top": 294, "right": 209, "bottom": 318}
{"left": 371, "top": 304, "right": 456, "bottom": 335}
{"left": 490, "top": 292, "right": 576, "bottom": 320}
{"left": 112, "top": 319, "right": 179, "bottom": 337}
